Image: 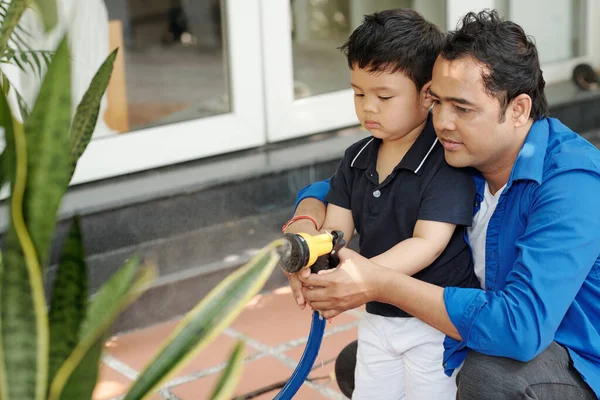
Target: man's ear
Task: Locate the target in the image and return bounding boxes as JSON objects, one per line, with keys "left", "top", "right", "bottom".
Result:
{"left": 421, "top": 81, "right": 433, "bottom": 108}
{"left": 510, "top": 94, "right": 533, "bottom": 127}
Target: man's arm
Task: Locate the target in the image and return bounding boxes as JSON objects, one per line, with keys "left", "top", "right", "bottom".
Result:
{"left": 299, "top": 247, "right": 462, "bottom": 340}
{"left": 443, "top": 170, "right": 600, "bottom": 361}
{"left": 282, "top": 180, "right": 330, "bottom": 309}
{"left": 283, "top": 197, "right": 327, "bottom": 236}
{"left": 302, "top": 170, "right": 600, "bottom": 361}
{"left": 370, "top": 220, "right": 456, "bottom": 276}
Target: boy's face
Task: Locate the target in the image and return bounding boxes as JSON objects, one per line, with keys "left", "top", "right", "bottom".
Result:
{"left": 351, "top": 64, "right": 431, "bottom": 141}
{"left": 429, "top": 56, "right": 516, "bottom": 172}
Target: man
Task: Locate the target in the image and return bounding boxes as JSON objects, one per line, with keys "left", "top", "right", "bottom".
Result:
{"left": 284, "top": 10, "right": 600, "bottom": 399}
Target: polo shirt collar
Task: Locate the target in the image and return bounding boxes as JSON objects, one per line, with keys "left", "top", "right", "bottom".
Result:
{"left": 350, "top": 113, "right": 439, "bottom": 175}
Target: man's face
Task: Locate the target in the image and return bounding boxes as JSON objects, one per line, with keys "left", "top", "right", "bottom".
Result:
{"left": 429, "top": 56, "right": 514, "bottom": 172}
{"left": 351, "top": 65, "right": 430, "bottom": 141}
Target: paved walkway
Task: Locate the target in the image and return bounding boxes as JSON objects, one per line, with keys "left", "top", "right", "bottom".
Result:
{"left": 93, "top": 286, "right": 361, "bottom": 399}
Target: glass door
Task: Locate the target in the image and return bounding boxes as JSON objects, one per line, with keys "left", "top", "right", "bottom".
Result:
{"left": 18, "top": 0, "right": 266, "bottom": 185}
{"left": 261, "top": 0, "right": 448, "bottom": 142}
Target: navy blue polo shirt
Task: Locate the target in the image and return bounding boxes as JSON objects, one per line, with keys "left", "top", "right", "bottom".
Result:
{"left": 326, "top": 115, "right": 479, "bottom": 318}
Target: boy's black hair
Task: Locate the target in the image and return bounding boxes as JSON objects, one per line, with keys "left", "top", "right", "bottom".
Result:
{"left": 442, "top": 9, "right": 549, "bottom": 121}
{"left": 339, "top": 9, "right": 444, "bottom": 91}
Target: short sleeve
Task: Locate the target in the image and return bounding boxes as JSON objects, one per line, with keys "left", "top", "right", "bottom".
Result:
{"left": 324, "top": 151, "right": 354, "bottom": 210}
{"left": 418, "top": 163, "right": 475, "bottom": 226}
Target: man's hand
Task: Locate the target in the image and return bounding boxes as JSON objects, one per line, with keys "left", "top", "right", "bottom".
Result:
{"left": 282, "top": 216, "right": 321, "bottom": 310}
{"left": 298, "top": 247, "right": 382, "bottom": 319}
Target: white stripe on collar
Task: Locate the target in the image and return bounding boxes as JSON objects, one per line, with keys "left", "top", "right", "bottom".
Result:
{"left": 414, "top": 138, "right": 438, "bottom": 174}
{"left": 351, "top": 138, "right": 374, "bottom": 167}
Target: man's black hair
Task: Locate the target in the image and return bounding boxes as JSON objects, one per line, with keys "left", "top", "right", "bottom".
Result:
{"left": 339, "top": 9, "right": 444, "bottom": 91}
{"left": 442, "top": 9, "right": 549, "bottom": 121}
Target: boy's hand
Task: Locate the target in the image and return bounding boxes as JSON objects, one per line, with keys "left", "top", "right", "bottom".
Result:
{"left": 285, "top": 270, "right": 307, "bottom": 309}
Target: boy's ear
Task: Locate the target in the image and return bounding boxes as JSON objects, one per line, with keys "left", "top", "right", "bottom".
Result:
{"left": 420, "top": 81, "right": 433, "bottom": 107}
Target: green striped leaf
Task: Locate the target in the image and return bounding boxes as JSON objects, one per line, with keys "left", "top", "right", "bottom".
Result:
{"left": 22, "top": 35, "right": 71, "bottom": 269}
{"left": 1, "top": 92, "right": 48, "bottom": 400}
{"left": 47, "top": 216, "right": 88, "bottom": 385}
{"left": 48, "top": 258, "right": 156, "bottom": 400}
{"left": 123, "top": 239, "right": 284, "bottom": 400}
{"left": 55, "top": 337, "right": 103, "bottom": 400}
{"left": 0, "top": 251, "right": 8, "bottom": 400}
{"left": 209, "top": 341, "right": 245, "bottom": 400}
{"left": 69, "top": 48, "right": 117, "bottom": 178}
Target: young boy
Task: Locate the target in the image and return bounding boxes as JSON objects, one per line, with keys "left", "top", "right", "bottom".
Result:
{"left": 307, "top": 9, "right": 478, "bottom": 400}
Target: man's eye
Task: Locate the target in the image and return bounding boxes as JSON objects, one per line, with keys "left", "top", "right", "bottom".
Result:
{"left": 455, "top": 105, "right": 471, "bottom": 114}
{"left": 432, "top": 99, "right": 441, "bottom": 105}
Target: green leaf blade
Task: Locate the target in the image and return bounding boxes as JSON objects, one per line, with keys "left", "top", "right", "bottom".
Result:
{"left": 23, "top": 35, "right": 72, "bottom": 269}
{"left": 123, "top": 241, "right": 283, "bottom": 400}
{"left": 1, "top": 91, "right": 48, "bottom": 400}
{"left": 210, "top": 341, "right": 245, "bottom": 400}
{"left": 48, "top": 258, "right": 156, "bottom": 400}
{"left": 69, "top": 48, "right": 117, "bottom": 175}
{"left": 48, "top": 216, "right": 88, "bottom": 384}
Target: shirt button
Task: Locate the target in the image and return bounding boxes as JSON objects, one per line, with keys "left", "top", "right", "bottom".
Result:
{"left": 373, "top": 190, "right": 381, "bottom": 198}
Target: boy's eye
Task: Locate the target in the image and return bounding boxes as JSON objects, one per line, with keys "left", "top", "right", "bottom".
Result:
{"left": 354, "top": 93, "right": 364, "bottom": 97}
{"left": 378, "top": 96, "right": 392, "bottom": 100}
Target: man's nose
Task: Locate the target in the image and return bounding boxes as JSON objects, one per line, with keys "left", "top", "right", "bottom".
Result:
{"left": 433, "top": 105, "right": 456, "bottom": 132}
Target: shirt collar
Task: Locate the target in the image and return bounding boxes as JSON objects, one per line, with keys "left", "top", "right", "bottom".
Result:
{"left": 351, "top": 113, "right": 439, "bottom": 175}
{"left": 508, "top": 118, "right": 549, "bottom": 186}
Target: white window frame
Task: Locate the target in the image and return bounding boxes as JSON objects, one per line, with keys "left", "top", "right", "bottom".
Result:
{"left": 261, "top": 0, "right": 597, "bottom": 144}
{"left": 71, "top": 0, "right": 265, "bottom": 185}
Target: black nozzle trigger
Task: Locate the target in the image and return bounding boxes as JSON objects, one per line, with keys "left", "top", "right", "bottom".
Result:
{"left": 310, "top": 231, "right": 346, "bottom": 274}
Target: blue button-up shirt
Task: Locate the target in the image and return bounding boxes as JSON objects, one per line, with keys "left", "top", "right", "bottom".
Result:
{"left": 295, "top": 118, "right": 600, "bottom": 396}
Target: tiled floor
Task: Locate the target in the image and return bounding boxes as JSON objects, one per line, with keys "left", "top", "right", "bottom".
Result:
{"left": 93, "top": 286, "right": 361, "bottom": 400}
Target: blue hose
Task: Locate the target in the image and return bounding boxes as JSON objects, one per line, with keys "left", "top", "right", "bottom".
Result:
{"left": 273, "top": 311, "right": 326, "bottom": 399}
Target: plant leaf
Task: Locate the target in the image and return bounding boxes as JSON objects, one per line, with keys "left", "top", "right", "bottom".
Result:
{"left": 22, "top": 35, "right": 71, "bottom": 269}
{"left": 0, "top": 88, "right": 48, "bottom": 400}
{"left": 47, "top": 257, "right": 156, "bottom": 400}
{"left": 123, "top": 239, "right": 285, "bottom": 400}
{"left": 30, "top": 0, "right": 58, "bottom": 32}
{"left": 47, "top": 216, "right": 88, "bottom": 385}
{"left": 209, "top": 341, "right": 245, "bottom": 400}
{"left": 0, "top": 50, "right": 53, "bottom": 77}
{"left": 0, "top": 0, "right": 27, "bottom": 55}
{"left": 69, "top": 48, "right": 117, "bottom": 178}
{"left": 0, "top": 69, "right": 32, "bottom": 120}
{"left": 0, "top": 252, "right": 9, "bottom": 400}
{"left": 56, "top": 339, "right": 104, "bottom": 400}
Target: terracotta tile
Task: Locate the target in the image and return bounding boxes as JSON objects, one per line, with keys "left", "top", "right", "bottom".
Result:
{"left": 231, "top": 288, "right": 357, "bottom": 346}
{"left": 92, "top": 363, "right": 162, "bottom": 400}
{"left": 286, "top": 326, "right": 357, "bottom": 396}
{"left": 105, "top": 319, "right": 254, "bottom": 377}
{"left": 170, "top": 356, "right": 328, "bottom": 399}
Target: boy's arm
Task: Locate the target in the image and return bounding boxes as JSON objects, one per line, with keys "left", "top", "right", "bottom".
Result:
{"left": 370, "top": 220, "right": 456, "bottom": 275}
{"left": 320, "top": 204, "right": 355, "bottom": 243}
{"left": 371, "top": 162, "right": 475, "bottom": 276}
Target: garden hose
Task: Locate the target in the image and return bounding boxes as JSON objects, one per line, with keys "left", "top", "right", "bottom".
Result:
{"left": 274, "top": 230, "right": 345, "bottom": 399}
